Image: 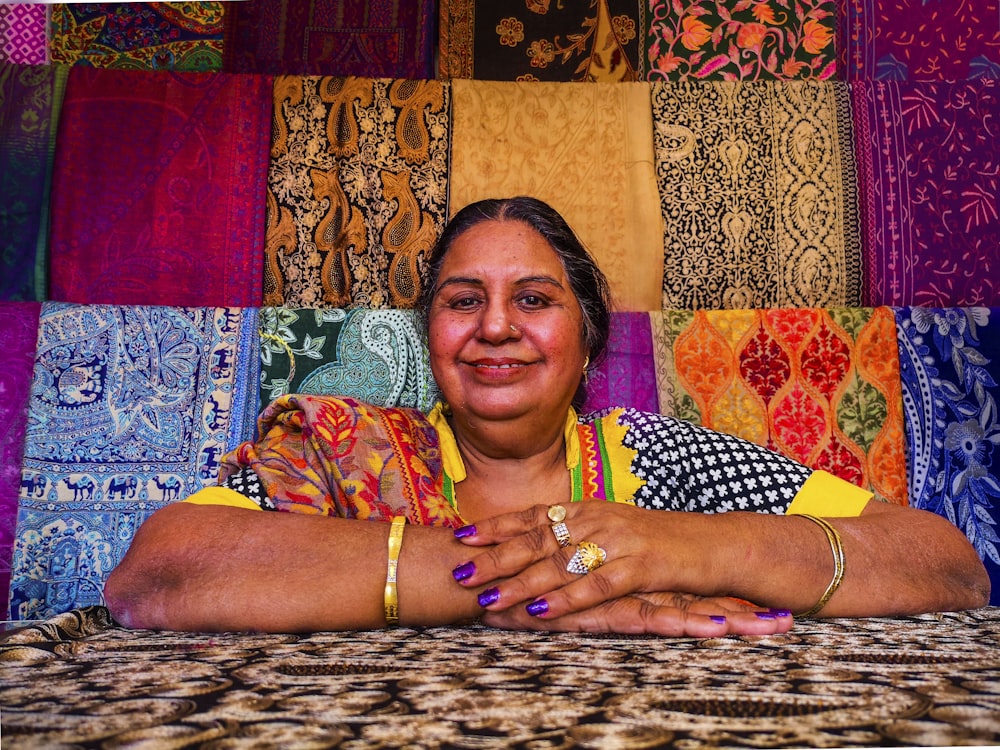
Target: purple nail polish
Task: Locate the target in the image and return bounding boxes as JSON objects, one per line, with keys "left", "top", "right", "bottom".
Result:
{"left": 452, "top": 561, "right": 475, "bottom": 582}
{"left": 454, "top": 525, "right": 477, "bottom": 539}
{"left": 478, "top": 587, "right": 500, "bottom": 607}
{"left": 710, "top": 615, "right": 727, "bottom": 624}
{"left": 769, "top": 609, "right": 792, "bottom": 617}
{"left": 755, "top": 612, "right": 777, "bottom": 620}
{"left": 525, "top": 599, "right": 549, "bottom": 617}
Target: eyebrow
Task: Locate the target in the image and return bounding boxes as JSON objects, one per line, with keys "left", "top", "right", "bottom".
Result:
{"left": 435, "top": 275, "right": 566, "bottom": 293}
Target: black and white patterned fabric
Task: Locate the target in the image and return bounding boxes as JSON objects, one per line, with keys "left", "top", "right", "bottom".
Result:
{"left": 616, "top": 408, "right": 813, "bottom": 515}
{"left": 220, "top": 466, "right": 275, "bottom": 510}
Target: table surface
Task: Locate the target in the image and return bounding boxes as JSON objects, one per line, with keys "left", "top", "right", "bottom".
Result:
{"left": 2, "top": 606, "right": 999, "bottom": 748}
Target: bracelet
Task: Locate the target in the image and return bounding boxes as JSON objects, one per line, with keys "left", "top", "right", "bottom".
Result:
{"left": 384, "top": 516, "right": 406, "bottom": 627}
{"left": 794, "top": 514, "right": 845, "bottom": 618}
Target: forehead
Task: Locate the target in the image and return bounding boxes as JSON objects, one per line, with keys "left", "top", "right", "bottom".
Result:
{"left": 439, "top": 219, "right": 568, "bottom": 279}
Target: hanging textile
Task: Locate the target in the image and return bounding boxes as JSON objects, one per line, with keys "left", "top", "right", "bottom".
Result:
{"left": 652, "top": 80, "right": 862, "bottom": 310}
{"left": 449, "top": 78, "right": 664, "bottom": 312}
{"left": 47, "top": 67, "right": 271, "bottom": 307}
{"left": 582, "top": 312, "right": 659, "bottom": 415}
{"left": 265, "top": 76, "right": 450, "bottom": 308}
{"left": 0, "top": 4, "right": 48, "bottom": 65}
{"left": 0, "top": 61, "right": 66, "bottom": 302}
{"left": 49, "top": 3, "right": 224, "bottom": 70}
{"left": 223, "top": 0, "right": 435, "bottom": 79}
{"left": 650, "top": 307, "right": 908, "bottom": 505}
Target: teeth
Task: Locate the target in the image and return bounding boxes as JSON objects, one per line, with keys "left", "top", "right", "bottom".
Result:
{"left": 478, "top": 364, "right": 518, "bottom": 369}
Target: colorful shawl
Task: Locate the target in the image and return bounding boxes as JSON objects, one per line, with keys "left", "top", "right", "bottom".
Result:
{"left": 650, "top": 308, "right": 908, "bottom": 505}
{"left": 266, "top": 76, "right": 450, "bottom": 308}
{"left": 852, "top": 81, "right": 1000, "bottom": 308}
{"left": 439, "top": 0, "right": 643, "bottom": 82}
{"left": 0, "top": 62, "right": 66, "bottom": 302}
{"left": 449, "top": 79, "right": 664, "bottom": 312}
{"left": 11, "top": 304, "right": 254, "bottom": 620}
{"left": 223, "top": 0, "right": 435, "bottom": 79}
{"left": 646, "top": 0, "right": 836, "bottom": 80}
{"left": 895, "top": 307, "right": 1000, "bottom": 605}
{"left": 652, "top": 80, "right": 862, "bottom": 309}
{"left": 49, "top": 3, "right": 224, "bottom": 71}
{"left": 0, "top": 4, "right": 48, "bottom": 65}
{"left": 47, "top": 67, "right": 271, "bottom": 307}
{"left": 0, "top": 302, "right": 40, "bottom": 616}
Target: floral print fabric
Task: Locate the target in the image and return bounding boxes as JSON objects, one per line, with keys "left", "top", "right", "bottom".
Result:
{"left": 895, "top": 307, "right": 1000, "bottom": 605}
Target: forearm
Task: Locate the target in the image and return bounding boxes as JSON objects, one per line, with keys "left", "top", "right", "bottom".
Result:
{"left": 104, "top": 503, "right": 483, "bottom": 632}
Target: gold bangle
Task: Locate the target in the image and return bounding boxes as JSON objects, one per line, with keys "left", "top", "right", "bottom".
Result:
{"left": 384, "top": 516, "right": 406, "bottom": 627}
{"left": 794, "top": 514, "right": 845, "bottom": 618}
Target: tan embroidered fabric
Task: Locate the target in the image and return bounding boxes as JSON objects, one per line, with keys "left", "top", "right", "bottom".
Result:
{"left": 449, "top": 79, "right": 664, "bottom": 312}
{"left": 652, "top": 81, "right": 862, "bottom": 310}
{"left": 265, "top": 76, "right": 450, "bottom": 308}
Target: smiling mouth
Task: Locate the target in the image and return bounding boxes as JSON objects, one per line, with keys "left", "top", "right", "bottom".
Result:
{"left": 474, "top": 363, "right": 525, "bottom": 370}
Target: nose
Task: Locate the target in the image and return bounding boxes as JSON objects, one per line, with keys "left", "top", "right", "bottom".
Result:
{"left": 478, "top": 301, "right": 520, "bottom": 343}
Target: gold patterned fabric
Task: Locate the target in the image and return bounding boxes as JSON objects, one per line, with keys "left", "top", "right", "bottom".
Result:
{"left": 449, "top": 79, "right": 664, "bottom": 312}
{"left": 652, "top": 81, "right": 862, "bottom": 310}
{"left": 3, "top": 606, "right": 1000, "bottom": 747}
{"left": 265, "top": 76, "right": 450, "bottom": 308}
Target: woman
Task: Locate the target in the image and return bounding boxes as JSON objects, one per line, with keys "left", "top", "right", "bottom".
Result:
{"left": 104, "top": 197, "right": 990, "bottom": 634}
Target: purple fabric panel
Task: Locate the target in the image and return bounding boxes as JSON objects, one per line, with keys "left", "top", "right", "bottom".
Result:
{"left": 852, "top": 80, "right": 1000, "bottom": 307}
{"left": 582, "top": 312, "right": 658, "bottom": 414}
{"left": 0, "top": 302, "right": 40, "bottom": 612}
{"left": 0, "top": 5, "right": 48, "bottom": 65}
{"left": 838, "top": 0, "right": 1000, "bottom": 80}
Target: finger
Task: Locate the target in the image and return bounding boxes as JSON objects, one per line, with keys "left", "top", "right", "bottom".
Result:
{"left": 452, "top": 503, "right": 565, "bottom": 546}
{"left": 452, "top": 524, "right": 564, "bottom": 589}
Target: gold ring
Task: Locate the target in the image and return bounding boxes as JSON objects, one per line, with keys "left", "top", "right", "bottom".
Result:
{"left": 547, "top": 505, "right": 567, "bottom": 523}
{"left": 550, "top": 522, "right": 572, "bottom": 548}
{"left": 566, "top": 541, "right": 606, "bottom": 575}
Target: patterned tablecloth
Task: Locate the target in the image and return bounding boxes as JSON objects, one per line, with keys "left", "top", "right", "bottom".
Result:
{"left": 2, "top": 606, "right": 999, "bottom": 748}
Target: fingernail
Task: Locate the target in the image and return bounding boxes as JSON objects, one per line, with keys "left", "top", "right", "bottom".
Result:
{"left": 768, "top": 609, "right": 791, "bottom": 617}
{"left": 454, "top": 525, "right": 477, "bottom": 539}
{"left": 525, "top": 599, "right": 549, "bottom": 617}
{"left": 452, "top": 561, "right": 475, "bottom": 582}
{"left": 755, "top": 612, "right": 777, "bottom": 620}
{"left": 478, "top": 587, "right": 500, "bottom": 607}
{"left": 710, "top": 615, "right": 727, "bottom": 624}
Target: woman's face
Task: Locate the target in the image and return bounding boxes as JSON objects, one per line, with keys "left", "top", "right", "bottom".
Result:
{"left": 427, "top": 219, "right": 588, "bottom": 425}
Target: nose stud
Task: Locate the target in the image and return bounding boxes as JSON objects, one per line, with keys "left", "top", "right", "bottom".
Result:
{"left": 509, "top": 324, "right": 518, "bottom": 333}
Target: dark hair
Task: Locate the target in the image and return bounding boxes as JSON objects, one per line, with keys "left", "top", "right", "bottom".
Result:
{"left": 418, "top": 197, "right": 613, "bottom": 375}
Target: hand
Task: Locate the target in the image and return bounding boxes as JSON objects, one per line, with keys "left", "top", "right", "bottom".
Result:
{"left": 481, "top": 591, "right": 794, "bottom": 636}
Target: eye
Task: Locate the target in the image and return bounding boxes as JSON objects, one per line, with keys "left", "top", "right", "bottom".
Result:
{"left": 516, "top": 293, "right": 549, "bottom": 309}
{"left": 447, "top": 293, "right": 483, "bottom": 310}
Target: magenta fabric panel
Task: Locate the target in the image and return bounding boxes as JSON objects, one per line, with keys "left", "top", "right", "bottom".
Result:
{"left": 852, "top": 81, "right": 1000, "bottom": 307}
{"left": 581, "top": 312, "right": 658, "bottom": 415}
{"left": 223, "top": 0, "right": 435, "bottom": 79}
{"left": 48, "top": 67, "right": 271, "bottom": 307}
{"left": 0, "top": 4, "right": 48, "bottom": 65}
{"left": 838, "top": 0, "right": 1000, "bottom": 79}
{"left": 0, "top": 302, "right": 40, "bottom": 611}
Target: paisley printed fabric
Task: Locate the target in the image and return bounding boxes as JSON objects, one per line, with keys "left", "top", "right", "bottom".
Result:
{"left": 895, "top": 307, "right": 1000, "bottom": 605}
{"left": 258, "top": 307, "right": 438, "bottom": 413}
{"left": 652, "top": 80, "right": 862, "bottom": 309}
{"left": 266, "top": 76, "right": 449, "bottom": 308}
{"left": 852, "top": 81, "right": 1000, "bottom": 308}
{"left": 439, "top": 0, "right": 644, "bottom": 82}
{"left": 650, "top": 308, "right": 908, "bottom": 504}
{"left": 0, "top": 302, "right": 40, "bottom": 613}
{"left": 5, "top": 605, "right": 1000, "bottom": 747}
{"left": 0, "top": 61, "right": 66, "bottom": 302}
{"left": 449, "top": 79, "right": 664, "bottom": 312}
{"left": 0, "top": 4, "right": 48, "bottom": 65}
{"left": 9, "top": 304, "right": 255, "bottom": 621}
{"left": 47, "top": 67, "right": 271, "bottom": 307}
{"left": 220, "top": 395, "right": 461, "bottom": 527}
{"left": 222, "top": 0, "right": 436, "bottom": 79}
{"left": 838, "top": 0, "right": 1000, "bottom": 80}
{"left": 49, "top": 3, "right": 225, "bottom": 71}
{"left": 646, "top": 0, "right": 836, "bottom": 80}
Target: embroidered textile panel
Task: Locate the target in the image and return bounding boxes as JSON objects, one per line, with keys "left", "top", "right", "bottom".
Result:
{"left": 649, "top": 307, "right": 908, "bottom": 505}
{"left": 582, "top": 311, "right": 659, "bottom": 415}
{"left": 258, "top": 307, "right": 438, "bottom": 414}
{"left": 449, "top": 79, "right": 664, "bottom": 312}
{"left": 0, "top": 61, "right": 66, "bottom": 302}
{"left": 438, "top": 0, "right": 644, "bottom": 82}
{"left": 852, "top": 81, "right": 1000, "bottom": 308}
{"left": 266, "top": 76, "right": 449, "bottom": 309}
{"left": 9, "top": 304, "right": 256, "bottom": 620}
{"left": 645, "top": 0, "right": 836, "bottom": 80}
{"left": 49, "top": 3, "right": 225, "bottom": 71}
{"left": 838, "top": 0, "right": 1000, "bottom": 80}
{"left": 222, "top": 0, "right": 436, "bottom": 79}
{"left": 895, "top": 307, "right": 1000, "bottom": 605}
{"left": 0, "top": 4, "right": 48, "bottom": 65}
{"left": 47, "top": 67, "right": 271, "bottom": 308}
{"left": 0, "top": 302, "right": 40, "bottom": 611}
{"left": 652, "top": 81, "right": 862, "bottom": 309}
